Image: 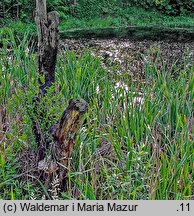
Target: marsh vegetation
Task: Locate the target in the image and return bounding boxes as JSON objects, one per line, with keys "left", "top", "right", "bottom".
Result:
{"left": 0, "top": 0, "right": 193, "bottom": 200}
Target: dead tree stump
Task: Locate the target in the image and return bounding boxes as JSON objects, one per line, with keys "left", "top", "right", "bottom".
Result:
{"left": 32, "top": 0, "right": 59, "bottom": 161}
{"left": 35, "top": 0, "right": 59, "bottom": 95}
{"left": 34, "top": 1, "right": 88, "bottom": 191}
{"left": 33, "top": 0, "right": 60, "bottom": 162}
{"left": 38, "top": 99, "right": 88, "bottom": 187}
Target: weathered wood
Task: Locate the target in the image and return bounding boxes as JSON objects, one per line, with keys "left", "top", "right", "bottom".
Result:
{"left": 33, "top": 0, "right": 59, "bottom": 162}
{"left": 53, "top": 99, "right": 88, "bottom": 161}
{"left": 38, "top": 99, "right": 88, "bottom": 185}
{"left": 32, "top": 0, "right": 36, "bottom": 19}
{"left": 54, "top": 99, "right": 87, "bottom": 185}
{"left": 34, "top": 0, "right": 88, "bottom": 191}
{"left": 35, "top": 0, "right": 59, "bottom": 95}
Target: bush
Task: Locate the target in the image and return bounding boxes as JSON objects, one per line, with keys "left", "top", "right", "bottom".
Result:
{"left": 128, "top": 0, "right": 194, "bottom": 15}
{"left": 0, "top": 0, "right": 193, "bottom": 24}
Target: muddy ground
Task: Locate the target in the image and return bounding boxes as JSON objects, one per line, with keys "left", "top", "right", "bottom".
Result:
{"left": 61, "top": 39, "right": 194, "bottom": 77}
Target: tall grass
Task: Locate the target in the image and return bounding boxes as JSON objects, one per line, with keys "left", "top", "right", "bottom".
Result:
{"left": 0, "top": 32, "right": 193, "bottom": 200}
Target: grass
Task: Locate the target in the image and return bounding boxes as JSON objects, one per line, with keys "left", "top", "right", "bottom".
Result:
{"left": 1, "top": 6, "right": 194, "bottom": 37}
{"left": 59, "top": 7, "right": 194, "bottom": 31}
{"left": 0, "top": 21, "right": 36, "bottom": 39}
{"left": 0, "top": 31, "right": 193, "bottom": 200}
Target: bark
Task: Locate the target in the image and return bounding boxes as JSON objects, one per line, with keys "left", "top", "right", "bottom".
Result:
{"left": 35, "top": 0, "right": 59, "bottom": 95}
{"left": 34, "top": 0, "right": 59, "bottom": 161}
{"left": 32, "top": 0, "right": 36, "bottom": 19}
{"left": 38, "top": 99, "right": 88, "bottom": 185}
{"left": 34, "top": 0, "right": 88, "bottom": 191}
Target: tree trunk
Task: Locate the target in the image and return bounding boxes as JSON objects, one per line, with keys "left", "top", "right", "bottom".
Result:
{"left": 34, "top": 0, "right": 88, "bottom": 191}
{"left": 38, "top": 99, "right": 88, "bottom": 186}
{"left": 33, "top": 0, "right": 60, "bottom": 163}
{"left": 35, "top": 0, "right": 59, "bottom": 95}
{"left": 32, "top": 0, "right": 36, "bottom": 19}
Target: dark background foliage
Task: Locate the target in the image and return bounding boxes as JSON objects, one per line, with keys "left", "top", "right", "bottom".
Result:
{"left": 0, "top": 0, "right": 193, "bottom": 22}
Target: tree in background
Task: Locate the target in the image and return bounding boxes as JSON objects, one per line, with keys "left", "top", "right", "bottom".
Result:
{"left": 0, "top": 0, "right": 194, "bottom": 22}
